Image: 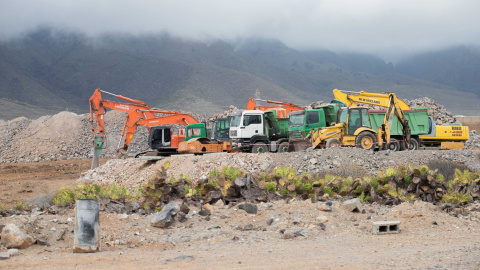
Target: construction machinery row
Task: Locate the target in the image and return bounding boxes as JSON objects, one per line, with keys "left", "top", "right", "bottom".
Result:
{"left": 89, "top": 88, "right": 469, "bottom": 168}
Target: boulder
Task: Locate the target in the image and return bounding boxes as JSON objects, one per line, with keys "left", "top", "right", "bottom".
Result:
{"left": 318, "top": 203, "right": 332, "bottom": 212}
{"left": 1, "top": 223, "right": 35, "bottom": 249}
{"left": 238, "top": 203, "right": 258, "bottom": 214}
{"left": 150, "top": 201, "right": 180, "bottom": 228}
{"left": 341, "top": 198, "right": 363, "bottom": 212}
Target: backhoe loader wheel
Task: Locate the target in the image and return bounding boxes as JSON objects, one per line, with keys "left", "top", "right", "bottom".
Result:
{"left": 278, "top": 142, "right": 290, "bottom": 153}
{"left": 326, "top": 138, "right": 341, "bottom": 148}
{"left": 356, "top": 132, "right": 376, "bottom": 150}
{"left": 387, "top": 139, "right": 400, "bottom": 151}
{"left": 406, "top": 138, "right": 419, "bottom": 150}
{"left": 252, "top": 142, "right": 267, "bottom": 154}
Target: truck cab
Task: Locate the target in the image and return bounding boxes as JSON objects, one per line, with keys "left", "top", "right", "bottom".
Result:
{"left": 229, "top": 110, "right": 289, "bottom": 153}
{"left": 229, "top": 110, "right": 265, "bottom": 152}
{"left": 288, "top": 104, "right": 339, "bottom": 151}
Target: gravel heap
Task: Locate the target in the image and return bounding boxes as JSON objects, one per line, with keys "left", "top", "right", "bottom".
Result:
{"left": 78, "top": 147, "right": 480, "bottom": 191}
{"left": 0, "top": 109, "right": 212, "bottom": 163}
{"left": 406, "top": 97, "right": 458, "bottom": 124}
{"left": 465, "top": 130, "right": 480, "bottom": 149}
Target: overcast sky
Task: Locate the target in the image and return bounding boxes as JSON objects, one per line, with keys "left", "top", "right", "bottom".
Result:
{"left": 1, "top": 0, "right": 479, "bottom": 61}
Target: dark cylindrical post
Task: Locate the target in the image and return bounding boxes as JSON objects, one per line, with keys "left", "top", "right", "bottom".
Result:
{"left": 74, "top": 199, "right": 100, "bottom": 253}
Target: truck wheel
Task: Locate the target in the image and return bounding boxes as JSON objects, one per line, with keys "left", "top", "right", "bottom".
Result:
{"left": 355, "top": 132, "right": 376, "bottom": 150}
{"left": 278, "top": 142, "right": 290, "bottom": 153}
{"left": 326, "top": 138, "right": 341, "bottom": 148}
{"left": 407, "top": 138, "right": 419, "bottom": 150}
{"left": 387, "top": 139, "right": 400, "bottom": 151}
{"left": 252, "top": 142, "right": 267, "bottom": 154}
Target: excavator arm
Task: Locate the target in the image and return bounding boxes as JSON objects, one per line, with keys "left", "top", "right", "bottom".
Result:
{"left": 120, "top": 110, "right": 199, "bottom": 151}
{"left": 89, "top": 89, "right": 157, "bottom": 136}
{"left": 88, "top": 88, "right": 200, "bottom": 167}
{"left": 333, "top": 89, "right": 411, "bottom": 111}
{"left": 247, "top": 97, "right": 304, "bottom": 115}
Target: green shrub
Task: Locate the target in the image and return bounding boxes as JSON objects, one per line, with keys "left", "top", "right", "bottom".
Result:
{"left": 265, "top": 182, "right": 277, "bottom": 192}
{"left": 53, "top": 187, "right": 75, "bottom": 206}
{"left": 443, "top": 192, "right": 473, "bottom": 204}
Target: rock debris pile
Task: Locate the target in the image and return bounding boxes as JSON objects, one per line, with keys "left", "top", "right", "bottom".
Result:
{"left": 406, "top": 97, "right": 458, "bottom": 124}
{"left": 465, "top": 130, "right": 480, "bottom": 149}
{"left": 79, "top": 147, "right": 480, "bottom": 191}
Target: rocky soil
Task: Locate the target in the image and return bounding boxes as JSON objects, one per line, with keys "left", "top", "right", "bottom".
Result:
{"left": 78, "top": 148, "right": 480, "bottom": 192}
{"left": 1, "top": 198, "right": 480, "bottom": 269}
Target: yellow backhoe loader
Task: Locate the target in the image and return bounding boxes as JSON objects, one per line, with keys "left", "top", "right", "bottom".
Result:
{"left": 332, "top": 89, "right": 469, "bottom": 150}
{"left": 310, "top": 93, "right": 411, "bottom": 150}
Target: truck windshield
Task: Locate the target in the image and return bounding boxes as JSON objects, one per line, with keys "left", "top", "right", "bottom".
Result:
{"left": 289, "top": 114, "right": 305, "bottom": 127}
{"left": 231, "top": 116, "right": 241, "bottom": 127}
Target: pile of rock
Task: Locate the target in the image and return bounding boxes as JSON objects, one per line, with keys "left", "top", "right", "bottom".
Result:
{"left": 305, "top": 101, "right": 328, "bottom": 110}
{"left": 213, "top": 105, "right": 238, "bottom": 118}
{"left": 465, "top": 130, "right": 480, "bottom": 149}
{"left": 406, "top": 97, "right": 458, "bottom": 124}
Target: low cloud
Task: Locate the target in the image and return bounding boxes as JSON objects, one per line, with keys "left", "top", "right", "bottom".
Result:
{"left": 1, "top": 0, "right": 479, "bottom": 61}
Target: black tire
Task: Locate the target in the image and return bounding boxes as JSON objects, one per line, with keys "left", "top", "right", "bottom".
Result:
{"left": 387, "top": 139, "right": 400, "bottom": 151}
{"left": 252, "top": 142, "right": 268, "bottom": 153}
{"left": 406, "top": 138, "right": 419, "bottom": 150}
{"left": 278, "top": 142, "right": 290, "bottom": 153}
{"left": 355, "top": 132, "right": 376, "bottom": 150}
{"left": 326, "top": 138, "right": 341, "bottom": 148}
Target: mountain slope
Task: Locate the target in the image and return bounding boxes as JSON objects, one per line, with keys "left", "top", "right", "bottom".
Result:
{"left": 0, "top": 28, "right": 479, "bottom": 119}
{"left": 396, "top": 46, "right": 480, "bottom": 97}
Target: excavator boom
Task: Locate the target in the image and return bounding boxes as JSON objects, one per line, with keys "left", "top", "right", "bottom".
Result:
{"left": 89, "top": 88, "right": 201, "bottom": 163}
{"left": 247, "top": 97, "right": 303, "bottom": 115}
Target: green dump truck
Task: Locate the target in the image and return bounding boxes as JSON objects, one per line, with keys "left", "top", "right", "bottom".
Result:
{"left": 369, "top": 108, "right": 430, "bottom": 150}
{"left": 288, "top": 104, "right": 340, "bottom": 151}
{"left": 230, "top": 109, "right": 290, "bottom": 153}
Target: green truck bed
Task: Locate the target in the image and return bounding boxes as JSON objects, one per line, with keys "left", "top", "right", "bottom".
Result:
{"left": 369, "top": 108, "right": 430, "bottom": 136}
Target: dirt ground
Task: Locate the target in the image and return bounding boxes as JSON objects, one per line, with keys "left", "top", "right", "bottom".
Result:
{"left": 0, "top": 159, "right": 110, "bottom": 208}
{"left": 1, "top": 159, "right": 480, "bottom": 269}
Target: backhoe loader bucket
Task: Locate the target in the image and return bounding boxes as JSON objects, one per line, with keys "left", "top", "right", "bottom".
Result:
{"left": 288, "top": 130, "right": 311, "bottom": 152}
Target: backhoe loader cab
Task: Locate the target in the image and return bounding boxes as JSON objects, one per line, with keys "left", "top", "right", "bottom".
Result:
{"left": 337, "top": 107, "right": 373, "bottom": 135}
{"left": 310, "top": 107, "right": 378, "bottom": 150}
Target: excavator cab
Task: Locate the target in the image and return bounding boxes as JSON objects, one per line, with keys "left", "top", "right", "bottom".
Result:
{"left": 211, "top": 117, "right": 231, "bottom": 142}
{"left": 148, "top": 126, "right": 171, "bottom": 149}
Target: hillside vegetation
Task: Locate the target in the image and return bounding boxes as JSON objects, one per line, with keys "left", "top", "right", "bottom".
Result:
{"left": 0, "top": 27, "right": 479, "bottom": 119}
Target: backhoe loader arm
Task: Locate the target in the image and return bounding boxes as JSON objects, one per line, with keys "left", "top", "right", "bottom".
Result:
{"left": 333, "top": 89, "right": 411, "bottom": 110}
{"left": 379, "top": 94, "right": 411, "bottom": 146}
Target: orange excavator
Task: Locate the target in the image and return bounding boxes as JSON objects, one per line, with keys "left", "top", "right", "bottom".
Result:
{"left": 247, "top": 98, "right": 304, "bottom": 117}
{"left": 89, "top": 89, "right": 200, "bottom": 168}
